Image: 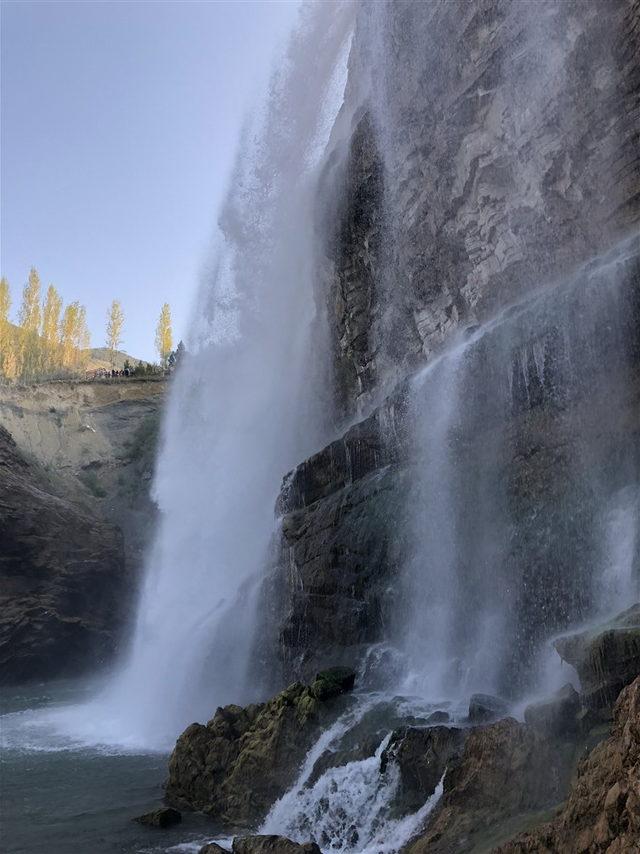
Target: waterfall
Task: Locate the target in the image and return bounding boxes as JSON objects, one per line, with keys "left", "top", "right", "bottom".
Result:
{"left": 396, "top": 235, "right": 640, "bottom": 701}
{"left": 47, "top": 1, "right": 356, "bottom": 752}
{"left": 10, "top": 3, "right": 638, "bottom": 852}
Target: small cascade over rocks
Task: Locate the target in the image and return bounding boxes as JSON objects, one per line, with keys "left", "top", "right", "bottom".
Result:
{"left": 261, "top": 742, "right": 443, "bottom": 854}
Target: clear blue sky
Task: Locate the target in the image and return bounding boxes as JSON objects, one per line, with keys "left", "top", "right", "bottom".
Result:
{"left": 1, "top": 0, "right": 300, "bottom": 361}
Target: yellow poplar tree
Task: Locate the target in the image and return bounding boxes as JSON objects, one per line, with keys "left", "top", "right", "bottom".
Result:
{"left": 106, "top": 300, "right": 125, "bottom": 368}
{"left": 60, "top": 301, "right": 82, "bottom": 370}
{"left": 155, "top": 302, "right": 173, "bottom": 367}
{"left": 41, "top": 284, "right": 63, "bottom": 373}
{"left": 0, "top": 277, "right": 12, "bottom": 377}
{"left": 76, "top": 304, "right": 91, "bottom": 370}
{"left": 19, "top": 267, "right": 42, "bottom": 378}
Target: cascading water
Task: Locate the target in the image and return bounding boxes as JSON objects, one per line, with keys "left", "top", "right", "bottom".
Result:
{"left": 261, "top": 732, "right": 443, "bottom": 854}
{"left": 102, "top": 4, "right": 356, "bottom": 749}
{"left": 255, "top": 236, "right": 639, "bottom": 854}
{"left": 5, "top": 3, "right": 639, "bottom": 853}
{"left": 34, "top": 1, "right": 357, "bottom": 752}
{"left": 393, "top": 235, "right": 640, "bottom": 702}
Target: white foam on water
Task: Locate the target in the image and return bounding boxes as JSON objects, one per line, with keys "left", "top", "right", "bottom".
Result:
{"left": 261, "top": 726, "right": 444, "bottom": 854}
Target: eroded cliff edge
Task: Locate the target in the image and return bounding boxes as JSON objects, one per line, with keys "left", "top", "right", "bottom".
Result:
{"left": 0, "top": 378, "right": 166, "bottom": 682}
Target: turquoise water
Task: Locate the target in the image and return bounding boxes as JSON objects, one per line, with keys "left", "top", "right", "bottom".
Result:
{"left": 0, "top": 680, "right": 221, "bottom": 854}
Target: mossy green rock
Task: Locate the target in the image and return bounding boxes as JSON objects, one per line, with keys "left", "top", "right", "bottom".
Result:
{"left": 165, "top": 672, "right": 355, "bottom": 825}
{"left": 309, "top": 666, "right": 356, "bottom": 700}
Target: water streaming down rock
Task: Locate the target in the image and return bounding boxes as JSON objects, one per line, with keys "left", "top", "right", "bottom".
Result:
{"left": 261, "top": 723, "right": 444, "bottom": 854}
{"left": 396, "top": 236, "right": 640, "bottom": 701}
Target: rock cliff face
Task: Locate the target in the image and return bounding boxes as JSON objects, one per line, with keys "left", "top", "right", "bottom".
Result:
{"left": 0, "top": 425, "right": 126, "bottom": 683}
{"left": 0, "top": 378, "right": 166, "bottom": 682}
{"left": 259, "top": 0, "right": 640, "bottom": 693}
{"left": 163, "top": 2, "right": 640, "bottom": 850}
{"left": 0, "top": 378, "right": 166, "bottom": 570}
{"left": 497, "top": 675, "right": 640, "bottom": 854}
{"left": 329, "top": 0, "right": 640, "bottom": 414}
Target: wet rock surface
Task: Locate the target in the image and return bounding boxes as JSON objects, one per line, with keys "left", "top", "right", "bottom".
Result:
{"left": 232, "top": 837, "right": 321, "bottom": 854}
{"left": 524, "top": 683, "right": 581, "bottom": 739}
{"left": 404, "top": 718, "right": 576, "bottom": 854}
{"left": 133, "top": 807, "right": 182, "bottom": 828}
{"left": 165, "top": 671, "right": 356, "bottom": 825}
{"left": 0, "top": 425, "right": 127, "bottom": 683}
{"left": 381, "top": 725, "right": 466, "bottom": 815}
{"left": 555, "top": 604, "right": 640, "bottom": 714}
{"left": 262, "top": 454, "right": 412, "bottom": 685}
{"left": 497, "top": 676, "right": 640, "bottom": 854}
{"left": 468, "top": 694, "right": 509, "bottom": 724}
{"left": 252, "top": 0, "right": 640, "bottom": 696}
{"left": 333, "top": 0, "right": 640, "bottom": 403}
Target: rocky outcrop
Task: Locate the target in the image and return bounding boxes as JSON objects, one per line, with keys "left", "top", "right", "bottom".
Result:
{"left": 555, "top": 604, "right": 640, "bottom": 714}
{"left": 404, "top": 718, "right": 576, "bottom": 854}
{"left": 232, "top": 837, "right": 321, "bottom": 854}
{"left": 381, "top": 725, "right": 466, "bottom": 815}
{"left": 524, "top": 684, "right": 582, "bottom": 740}
{"left": 497, "top": 676, "right": 640, "bottom": 854}
{"left": 0, "top": 425, "right": 127, "bottom": 683}
{"left": 134, "top": 807, "right": 182, "bottom": 828}
{"left": 260, "top": 387, "right": 414, "bottom": 684}
{"left": 166, "top": 669, "right": 356, "bottom": 825}
{"left": 198, "top": 834, "right": 322, "bottom": 853}
{"left": 468, "top": 694, "right": 509, "bottom": 724}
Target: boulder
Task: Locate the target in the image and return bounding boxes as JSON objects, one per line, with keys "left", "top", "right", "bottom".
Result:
{"left": 309, "top": 666, "right": 356, "bottom": 700}
{"left": 426, "top": 710, "right": 450, "bottom": 724}
{"left": 232, "top": 837, "right": 321, "bottom": 854}
{"left": 468, "top": 693, "right": 509, "bottom": 723}
{"left": 166, "top": 674, "right": 356, "bottom": 825}
{"left": 133, "top": 807, "right": 182, "bottom": 828}
{"left": 524, "top": 683, "right": 581, "bottom": 739}
{"left": 554, "top": 604, "right": 640, "bottom": 713}
{"left": 497, "top": 676, "right": 640, "bottom": 853}
{"left": 380, "top": 725, "right": 465, "bottom": 814}
{"left": 199, "top": 845, "right": 231, "bottom": 854}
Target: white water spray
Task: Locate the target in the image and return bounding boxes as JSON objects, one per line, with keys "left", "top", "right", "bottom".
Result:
{"left": 44, "top": 2, "right": 356, "bottom": 752}
{"left": 262, "top": 728, "right": 443, "bottom": 854}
